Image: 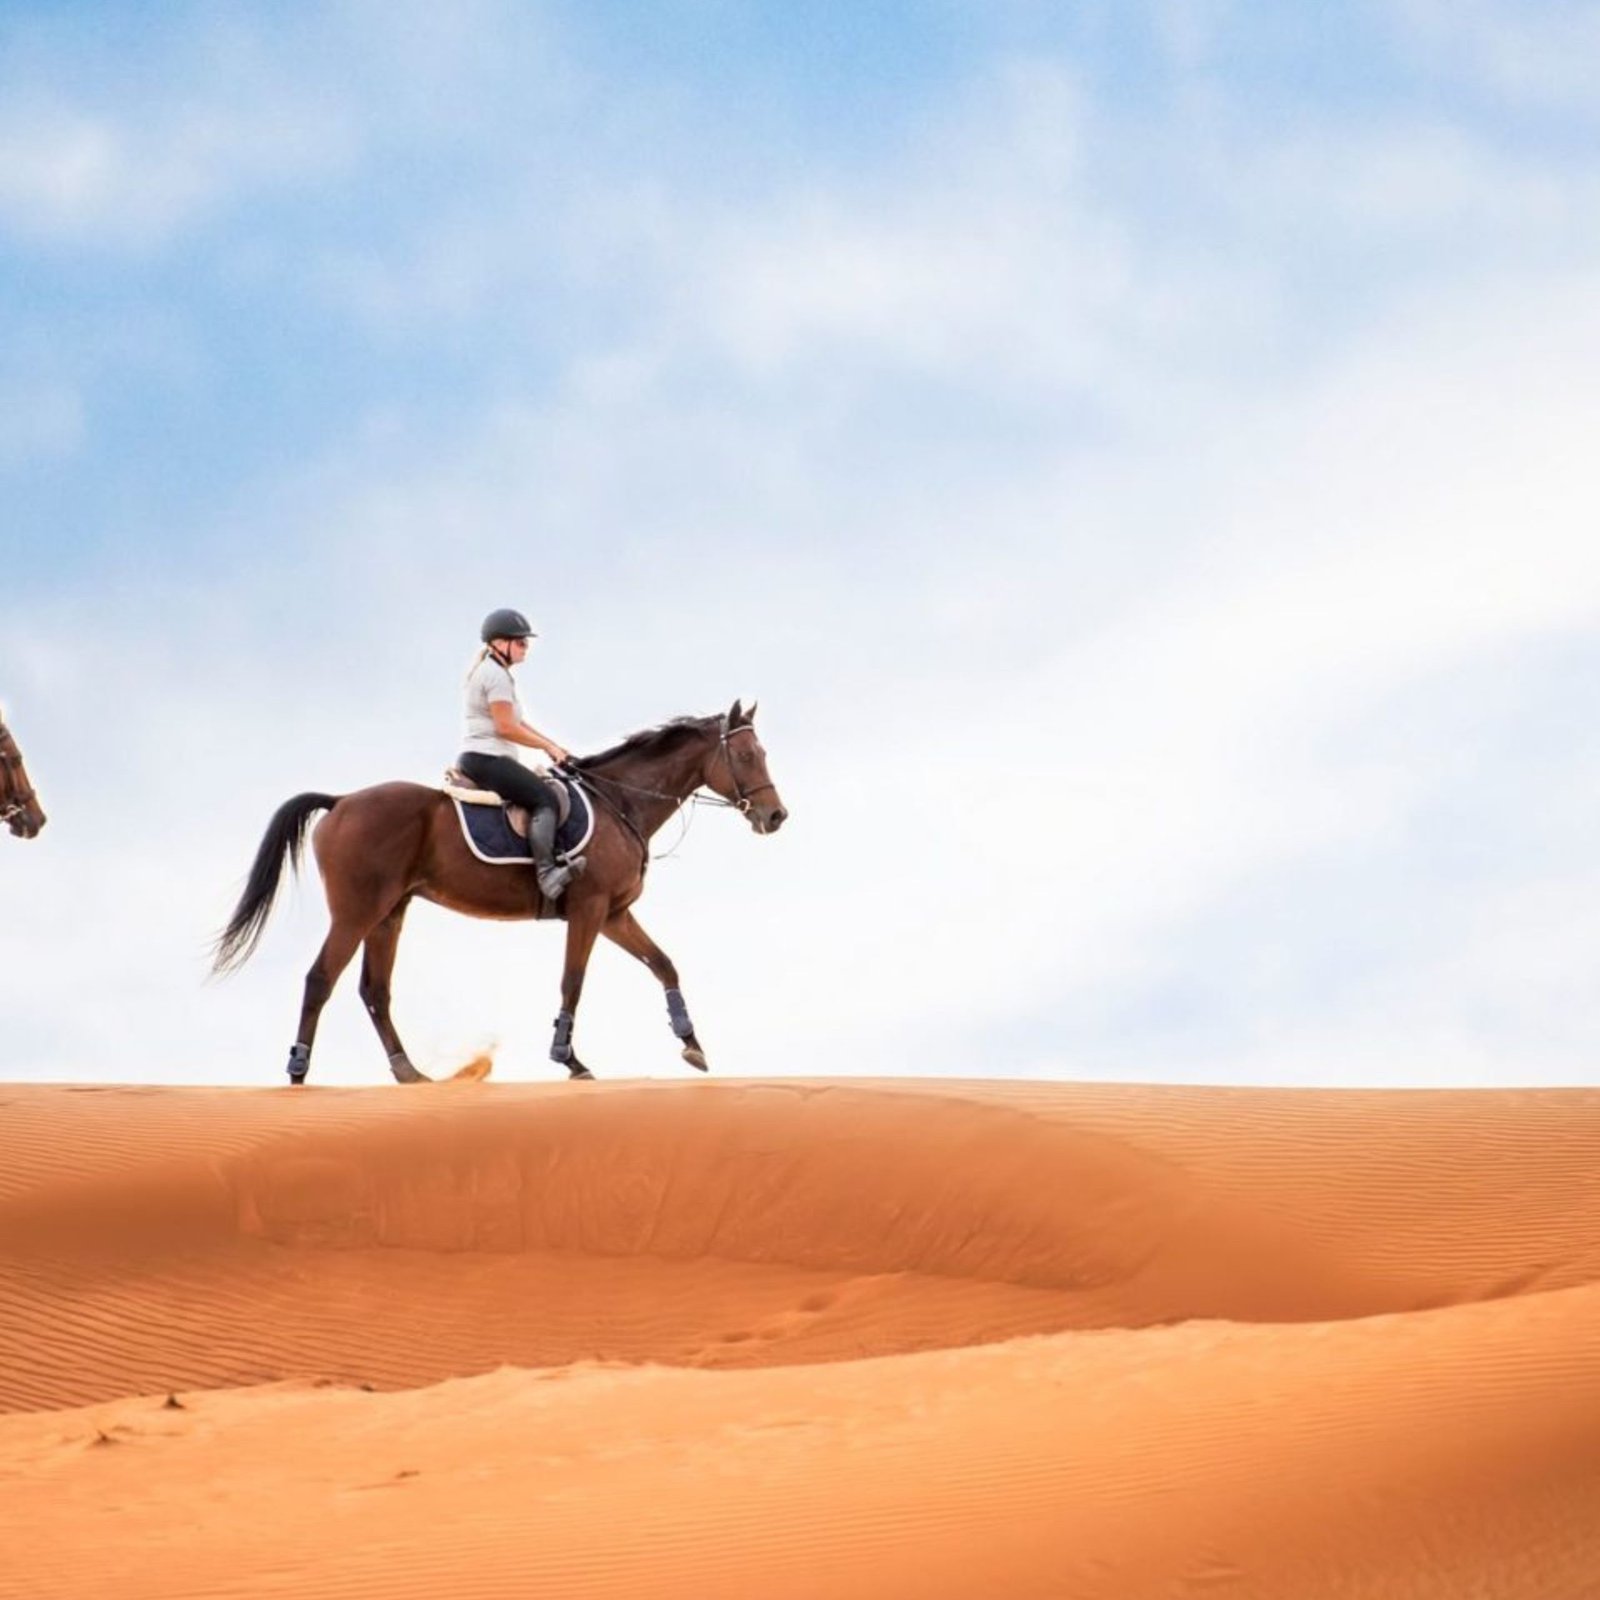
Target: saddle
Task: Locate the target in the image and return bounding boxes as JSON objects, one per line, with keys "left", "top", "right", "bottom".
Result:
{"left": 441, "top": 768, "right": 595, "bottom": 873}
{"left": 442, "top": 767, "right": 572, "bottom": 840}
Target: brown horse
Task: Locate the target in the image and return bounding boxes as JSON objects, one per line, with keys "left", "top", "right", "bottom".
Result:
{"left": 213, "top": 701, "right": 786, "bottom": 1084}
{"left": 0, "top": 707, "right": 47, "bottom": 839}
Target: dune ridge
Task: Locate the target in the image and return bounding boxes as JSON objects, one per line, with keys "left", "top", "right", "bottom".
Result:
{"left": 2, "top": 1078, "right": 1598, "bottom": 1597}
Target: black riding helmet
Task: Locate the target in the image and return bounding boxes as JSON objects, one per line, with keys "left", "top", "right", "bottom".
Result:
{"left": 480, "top": 608, "right": 536, "bottom": 643}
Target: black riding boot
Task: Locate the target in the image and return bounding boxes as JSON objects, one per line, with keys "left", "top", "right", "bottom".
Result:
{"left": 528, "top": 807, "right": 576, "bottom": 901}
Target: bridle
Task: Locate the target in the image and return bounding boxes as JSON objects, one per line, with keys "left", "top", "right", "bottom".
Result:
{"left": 710, "top": 717, "right": 779, "bottom": 816}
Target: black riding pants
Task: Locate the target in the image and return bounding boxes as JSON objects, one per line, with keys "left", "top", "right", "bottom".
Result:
{"left": 457, "top": 752, "right": 559, "bottom": 821}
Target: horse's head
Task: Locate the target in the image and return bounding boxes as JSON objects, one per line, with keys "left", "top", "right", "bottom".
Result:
{"left": 0, "top": 718, "right": 46, "bottom": 839}
{"left": 702, "top": 699, "right": 787, "bottom": 835}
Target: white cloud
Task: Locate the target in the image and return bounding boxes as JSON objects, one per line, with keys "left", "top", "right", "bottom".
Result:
{"left": 1228, "top": 119, "right": 1590, "bottom": 244}
{"left": 0, "top": 96, "right": 356, "bottom": 248}
{"left": 695, "top": 67, "right": 1113, "bottom": 378}
{"left": 1389, "top": 0, "right": 1600, "bottom": 109}
{"left": 0, "top": 0, "right": 548, "bottom": 252}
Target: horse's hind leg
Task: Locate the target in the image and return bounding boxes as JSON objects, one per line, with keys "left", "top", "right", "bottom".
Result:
{"left": 602, "top": 909, "right": 709, "bottom": 1072}
{"left": 288, "top": 916, "right": 369, "bottom": 1085}
{"left": 359, "top": 898, "right": 429, "bottom": 1084}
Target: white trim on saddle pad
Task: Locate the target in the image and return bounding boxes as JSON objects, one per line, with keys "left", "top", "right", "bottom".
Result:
{"left": 444, "top": 784, "right": 597, "bottom": 868}
{"left": 448, "top": 796, "right": 530, "bottom": 866}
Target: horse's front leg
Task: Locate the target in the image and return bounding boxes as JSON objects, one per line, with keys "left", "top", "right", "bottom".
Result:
{"left": 602, "top": 908, "right": 709, "bottom": 1072}
{"left": 550, "top": 893, "right": 607, "bottom": 1081}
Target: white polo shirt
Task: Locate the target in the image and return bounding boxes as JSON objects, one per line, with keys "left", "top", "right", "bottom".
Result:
{"left": 462, "top": 655, "right": 523, "bottom": 757}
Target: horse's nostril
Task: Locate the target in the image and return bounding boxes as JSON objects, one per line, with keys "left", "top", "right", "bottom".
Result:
{"left": 769, "top": 809, "right": 787, "bottom": 830}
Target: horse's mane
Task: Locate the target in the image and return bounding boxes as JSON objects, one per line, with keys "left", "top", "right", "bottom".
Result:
{"left": 572, "top": 715, "right": 718, "bottom": 772}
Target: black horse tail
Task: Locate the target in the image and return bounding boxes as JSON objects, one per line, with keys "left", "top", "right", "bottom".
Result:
{"left": 210, "top": 792, "right": 341, "bottom": 975}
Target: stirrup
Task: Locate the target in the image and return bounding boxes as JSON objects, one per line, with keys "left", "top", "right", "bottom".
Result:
{"left": 537, "top": 862, "right": 574, "bottom": 899}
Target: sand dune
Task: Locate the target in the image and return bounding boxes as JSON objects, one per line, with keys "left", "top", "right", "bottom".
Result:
{"left": 2, "top": 1077, "right": 1598, "bottom": 1597}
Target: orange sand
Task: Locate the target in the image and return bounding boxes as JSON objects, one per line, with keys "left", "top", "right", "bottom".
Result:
{"left": 1, "top": 1077, "right": 1597, "bottom": 1597}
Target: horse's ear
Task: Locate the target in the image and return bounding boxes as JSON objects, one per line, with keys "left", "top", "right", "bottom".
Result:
{"left": 728, "top": 698, "right": 744, "bottom": 727}
{"left": 745, "top": 699, "right": 758, "bottom": 723}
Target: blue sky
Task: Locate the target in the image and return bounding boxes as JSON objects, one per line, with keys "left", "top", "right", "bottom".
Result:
{"left": 4, "top": 1, "right": 1600, "bottom": 1086}
{"left": 8, "top": 0, "right": 1591, "bottom": 591}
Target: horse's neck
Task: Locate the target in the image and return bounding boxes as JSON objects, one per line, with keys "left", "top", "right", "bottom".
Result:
{"left": 595, "top": 737, "right": 709, "bottom": 836}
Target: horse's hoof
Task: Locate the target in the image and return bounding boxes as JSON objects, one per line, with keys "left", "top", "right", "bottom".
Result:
{"left": 568, "top": 1064, "right": 595, "bottom": 1081}
{"left": 287, "top": 1046, "right": 310, "bottom": 1086}
{"left": 389, "top": 1054, "right": 430, "bottom": 1085}
{"left": 682, "top": 1047, "right": 709, "bottom": 1073}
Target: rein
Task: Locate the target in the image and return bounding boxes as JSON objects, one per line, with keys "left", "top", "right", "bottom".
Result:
{"left": 578, "top": 770, "right": 655, "bottom": 868}
{"left": 569, "top": 719, "right": 772, "bottom": 865}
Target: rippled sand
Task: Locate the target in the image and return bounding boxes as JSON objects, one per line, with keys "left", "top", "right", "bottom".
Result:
{"left": 2, "top": 1077, "right": 1597, "bottom": 1598}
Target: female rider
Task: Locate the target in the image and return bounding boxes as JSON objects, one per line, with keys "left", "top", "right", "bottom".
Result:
{"left": 457, "top": 608, "right": 581, "bottom": 901}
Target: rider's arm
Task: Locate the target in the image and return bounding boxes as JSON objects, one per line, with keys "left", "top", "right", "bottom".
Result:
{"left": 489, "top": 700, "right": 570, "bottom": 763}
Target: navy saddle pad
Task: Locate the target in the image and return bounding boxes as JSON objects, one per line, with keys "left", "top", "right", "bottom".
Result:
{"left": 451, "top": 776, "right": 595, "bottom": 867}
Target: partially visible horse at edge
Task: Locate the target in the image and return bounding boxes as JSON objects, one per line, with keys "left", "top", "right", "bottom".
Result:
{"left": 0, "top": 707, "right": 46, "bottom": 839}
{"left": 211, "top": 701, "right": 786, "bottom": 1084}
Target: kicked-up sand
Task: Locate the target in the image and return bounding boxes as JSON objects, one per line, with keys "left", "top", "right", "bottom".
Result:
{"left": 1, "top": 1075, "right": 1597, "bottom": 1597}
